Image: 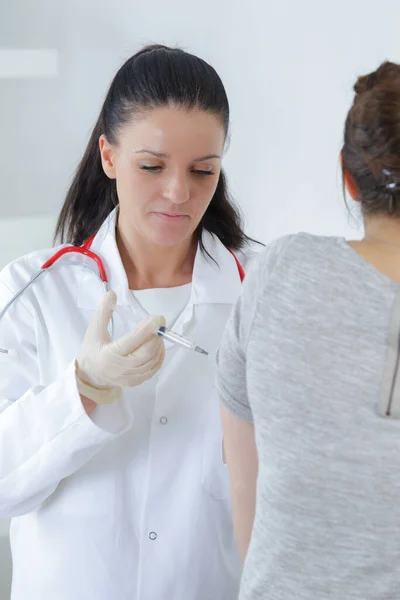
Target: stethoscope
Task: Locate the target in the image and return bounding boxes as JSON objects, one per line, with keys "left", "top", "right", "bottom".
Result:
{"left": 0, "top": 235, "right": 245, "bottom": 358}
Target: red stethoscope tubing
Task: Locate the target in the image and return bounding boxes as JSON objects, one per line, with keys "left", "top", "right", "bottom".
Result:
{"left": 0, "top": 236, "right": 244, "bottom": 356}
{"left": 40, "top": 235, "right": 245, "bottom": 283}
{"left": 41, "top": 235, "right": 107, "bottom": 282}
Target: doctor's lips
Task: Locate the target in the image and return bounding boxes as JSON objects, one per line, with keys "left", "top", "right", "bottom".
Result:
{"left": 152, "top": 212, "right": 189, "bottom": 221}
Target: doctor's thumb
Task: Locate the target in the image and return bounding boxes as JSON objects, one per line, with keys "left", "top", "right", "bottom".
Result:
{"left": 88, "top": 290, "right": 117, "bottom": 341}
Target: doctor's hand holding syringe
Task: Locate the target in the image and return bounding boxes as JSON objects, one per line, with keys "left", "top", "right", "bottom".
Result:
{"left": 75, "top": 290, "right": 207, "bottom": 414}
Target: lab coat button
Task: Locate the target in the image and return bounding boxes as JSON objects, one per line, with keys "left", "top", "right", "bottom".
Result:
{"left": 149, "top": 532, "right": 157, "bottom": 540}
{"left": 160, "top": 417, "right": 168, "bottom": 424}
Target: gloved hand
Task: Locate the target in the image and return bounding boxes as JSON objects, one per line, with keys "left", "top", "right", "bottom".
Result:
{"left": 75, "top": 290, "right": 166, "bottom": 404}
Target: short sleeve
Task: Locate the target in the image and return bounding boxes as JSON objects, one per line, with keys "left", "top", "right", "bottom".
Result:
{"left": 216, "top": 235, "right": 296, "bottom": 423}
{"left": 216, "top": 256, "right": 261, "bottom": 423}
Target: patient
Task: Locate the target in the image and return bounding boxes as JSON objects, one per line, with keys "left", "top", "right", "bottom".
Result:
{"left": 218, "top": 60, "right": 400, "bottom": 599}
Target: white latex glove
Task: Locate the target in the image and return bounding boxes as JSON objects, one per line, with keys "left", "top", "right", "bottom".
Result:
{"left": 75, "top": 290, "right": 166, "bottom": 404}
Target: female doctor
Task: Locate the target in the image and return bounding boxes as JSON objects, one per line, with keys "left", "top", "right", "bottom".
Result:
{"left": 0, "top": 44, "right": 255, "bottom": 600}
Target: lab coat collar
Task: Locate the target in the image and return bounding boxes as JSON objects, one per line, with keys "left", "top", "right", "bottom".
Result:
{"left": 77, "top": 208, "right": 243, "bottom": 309}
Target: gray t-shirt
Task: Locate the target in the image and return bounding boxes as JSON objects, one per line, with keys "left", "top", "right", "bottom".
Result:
{"left": 217, "top": 233, "right": 400, "bottom": 600}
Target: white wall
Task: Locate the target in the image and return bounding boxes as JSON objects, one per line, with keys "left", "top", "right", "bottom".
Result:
{"left": 1, "top": 0, "right": 400, "bottom": 596}
{"left": 0, "top": 216, "right": 55, "bottom": 269}
{"left": 3, "top": 0, "right": 400, "bottom": 236}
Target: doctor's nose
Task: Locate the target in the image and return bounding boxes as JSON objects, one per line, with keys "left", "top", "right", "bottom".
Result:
{"left": 163, "top": 174, "right": 191, "bottom": 204}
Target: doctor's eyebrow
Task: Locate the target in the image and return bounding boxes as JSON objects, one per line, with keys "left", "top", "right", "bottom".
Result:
{"left": 134, "top": 150, "right": 221, "bottom": 161}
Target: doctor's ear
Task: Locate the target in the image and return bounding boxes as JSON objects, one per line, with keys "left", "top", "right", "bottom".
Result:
{"left": 99, "top": 135, "right": 117, "bottom": 179}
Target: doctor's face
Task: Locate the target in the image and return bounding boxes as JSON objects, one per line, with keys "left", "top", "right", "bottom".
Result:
{"left": 99, "top": 106, "right": 225, "bottom": 247}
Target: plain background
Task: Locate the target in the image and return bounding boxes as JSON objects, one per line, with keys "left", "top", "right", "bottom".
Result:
{"left": 1, "top": 0, "right": 400, "bottom": 596}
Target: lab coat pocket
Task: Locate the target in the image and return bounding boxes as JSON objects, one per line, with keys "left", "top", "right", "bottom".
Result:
{"left": 201, "top": 421, "right": 230, "bottom": 502}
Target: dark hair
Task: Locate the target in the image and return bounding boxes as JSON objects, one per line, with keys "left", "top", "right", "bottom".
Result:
{"left": 342, "top": 61, "right": 400, "bottom": 216}
{"left": 55, "top": 44, "right": 251, "bottom": 251}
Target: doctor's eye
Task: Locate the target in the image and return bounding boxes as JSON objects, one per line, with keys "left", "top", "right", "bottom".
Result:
{"left": 192, "top": 169, "right": 214, "bottom": 177}
{"left": 141, "top": 165, "right": 162, "bottom": 173}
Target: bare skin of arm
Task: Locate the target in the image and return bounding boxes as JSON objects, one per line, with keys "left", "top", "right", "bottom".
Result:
{"left": 220, "top": 402, "right": 258, "bottom": 562}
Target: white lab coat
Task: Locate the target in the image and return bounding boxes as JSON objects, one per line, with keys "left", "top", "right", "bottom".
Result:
{"left": 0, "top": 209, "right": 253, "bottom": 600}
